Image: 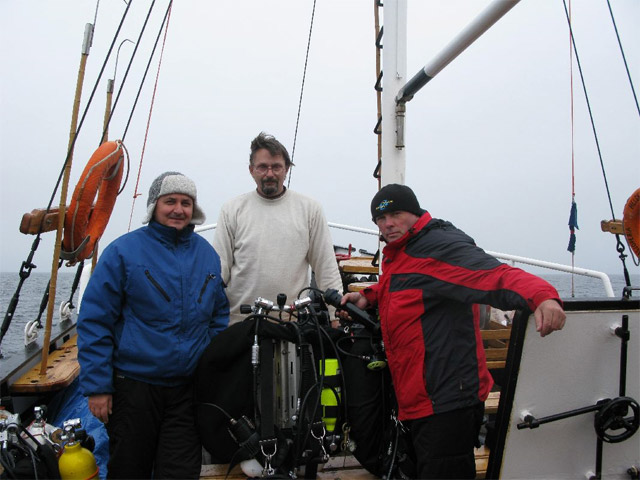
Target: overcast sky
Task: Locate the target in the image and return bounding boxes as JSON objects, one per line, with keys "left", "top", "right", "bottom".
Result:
{"left": 1, "top": 1, "right": 639, "bottom": 283}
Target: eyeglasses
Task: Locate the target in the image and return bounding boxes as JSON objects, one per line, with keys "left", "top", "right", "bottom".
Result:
{"left": 253, "top": 164, "right": 285, "bottom": 174}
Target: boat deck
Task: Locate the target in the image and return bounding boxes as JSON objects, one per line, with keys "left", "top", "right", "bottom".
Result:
{"left": 200, "top": 447, "right": 490, "bottom": 479}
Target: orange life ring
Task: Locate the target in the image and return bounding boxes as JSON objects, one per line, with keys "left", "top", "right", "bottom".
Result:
{"left": 63, "top": 140, "right": 124, "bottom": 262}
{"left": 623, "top": 187, "right": 640, "bottom": 257}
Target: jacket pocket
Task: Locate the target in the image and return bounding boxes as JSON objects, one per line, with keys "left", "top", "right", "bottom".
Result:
{"left": 144, "top": 269, "right": 171, "bottom": 302}
{"left": 197, "top": 273, "right": 216, "bottom": 303}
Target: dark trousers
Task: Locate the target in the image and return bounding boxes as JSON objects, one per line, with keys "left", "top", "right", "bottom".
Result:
{"left": 408, "top": 403, "right": 484, "bottom": 480}
{"left": 106, "top": 376, "right": 202, "bottom": 479}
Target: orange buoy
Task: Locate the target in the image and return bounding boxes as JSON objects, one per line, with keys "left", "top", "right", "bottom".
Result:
{"left": 623, "top": 187, "right": 640, "bottom": 257}
{"left": 63, "top": 140, "right": 124, "bottom": 262}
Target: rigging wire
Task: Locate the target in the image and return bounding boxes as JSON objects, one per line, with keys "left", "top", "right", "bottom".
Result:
{"left": 128, "top": 1, "right": 174, "bottom": 232}
{"left": 561, "top": 0, "right": 615, "bottom": 220}
{"left": 606, "top": 0, "right": 640, "bottom": 269}
{"left": 99, "top": 0, "right": 158, "bottom": 145}
{"left": 561, "top": 0, "right": 633, "bottom": 287}
{"left": 287, "top": 0, "right": 318, "bottom": 189}
{"left": 605, "top": 0, "right": 640, "bottom": 118}
{"left": 120, "top": 1, "right": 172, "bottom": 142}
{"left": 93, "top": 0, "right": 101, "bottom": 30}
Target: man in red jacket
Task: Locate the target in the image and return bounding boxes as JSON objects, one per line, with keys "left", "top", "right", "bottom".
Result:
{"left": 341, "top": 183, "right": 565, "bottom": 479}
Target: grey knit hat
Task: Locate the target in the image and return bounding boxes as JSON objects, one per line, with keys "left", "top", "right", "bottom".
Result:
{"left": 142, "top": 171, "right": 206, "bottom": 225}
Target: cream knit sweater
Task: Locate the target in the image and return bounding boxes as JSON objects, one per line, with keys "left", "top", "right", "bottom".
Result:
{"left": 213, "top": 189, "right": 343, "bottom": 325}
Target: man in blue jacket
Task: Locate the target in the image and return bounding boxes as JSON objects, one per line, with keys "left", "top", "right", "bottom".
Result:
{"left": 78, "top": 171, "right": 229, "bottom": 479}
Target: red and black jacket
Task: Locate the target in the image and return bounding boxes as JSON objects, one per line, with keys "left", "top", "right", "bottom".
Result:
{"left": 361, "top": 212, "right": 561, "bottom": 421}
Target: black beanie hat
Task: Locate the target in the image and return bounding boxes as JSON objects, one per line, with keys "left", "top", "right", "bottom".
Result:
{"left": 371, "top": 184, "right": 425, "bottom": 222}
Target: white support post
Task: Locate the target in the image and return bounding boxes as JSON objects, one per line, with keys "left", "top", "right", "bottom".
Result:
{"left": 381, "top": 0, "right": 407, "bottom": 187}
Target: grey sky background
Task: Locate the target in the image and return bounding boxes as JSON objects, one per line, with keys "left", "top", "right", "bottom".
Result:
{"left": 1, "top": 1, "right": 639, "bottom": 282}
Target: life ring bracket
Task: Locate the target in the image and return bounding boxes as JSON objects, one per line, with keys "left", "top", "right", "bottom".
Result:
{"left": 60, "top": 235, "right": 91, "bottom": 261}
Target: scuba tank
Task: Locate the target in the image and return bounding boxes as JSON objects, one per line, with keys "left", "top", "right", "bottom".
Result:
{"left": 319, "top": 358, "right": 340, "bottom": 433}
{"left": 58, "top": 420, "right": 98, "bottom": 480}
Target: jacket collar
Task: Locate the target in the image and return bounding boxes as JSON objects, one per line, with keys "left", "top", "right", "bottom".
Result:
{"left": 147, "top": 220, "right": 194, "bottom": 244}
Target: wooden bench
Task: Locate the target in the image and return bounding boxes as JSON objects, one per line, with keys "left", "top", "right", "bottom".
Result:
{"left": 481, "top": 319, "right": 511, "bottom": 370}
{"left": 338, "top": 256, "right": 378, "bottom": 275}
{"left": 474, "top": 445, "right": 490, "bottom": 479}
{"left": 347, "top": 281, "right": 376, "bottom": 292}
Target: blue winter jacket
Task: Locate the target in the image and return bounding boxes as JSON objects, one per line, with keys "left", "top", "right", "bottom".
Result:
{"left": 78, "top": 221, "right": 229, "bottom": 395}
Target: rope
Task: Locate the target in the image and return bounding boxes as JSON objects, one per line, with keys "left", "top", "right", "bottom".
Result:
{"left": 605, "top": 0, "right": 640, "bottom": 118}
{"left": 288, "top": 0, "right": 317, "bottom": 189}
{"left": 568, "top": 0, "right": 576, "bottom": 298}
{"left": 128, "top": 2, "right": 174, "bottom": 231}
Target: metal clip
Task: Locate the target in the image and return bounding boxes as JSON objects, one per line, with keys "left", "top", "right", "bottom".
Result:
{"left": 260, "top": 439, "right": 277, "bottom": 476}
{"left": 340, "top": 423, "right": 356, "bottom": 452}
{"left": 311, "top": 423, "right": 329, "bottom": 462}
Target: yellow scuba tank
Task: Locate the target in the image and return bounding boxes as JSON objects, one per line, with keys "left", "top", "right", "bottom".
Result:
{"left": 58, "top": 421, "right": 99, "bottom": 480}
{"left": 319, "top": 358, "right": 340, "bottom": 432}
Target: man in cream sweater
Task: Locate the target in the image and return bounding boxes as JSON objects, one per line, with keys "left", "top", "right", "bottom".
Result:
{"left": 213, "top": 132, "right": 343, "bottom": 325}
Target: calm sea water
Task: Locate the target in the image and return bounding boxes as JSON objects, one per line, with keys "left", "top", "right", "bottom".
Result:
{"left": 1, "top": 269, "right": 638, "bottom": 376}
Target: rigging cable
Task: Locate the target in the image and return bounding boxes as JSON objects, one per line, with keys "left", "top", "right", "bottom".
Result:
{"left": 0, "top": 2, "right": 132, "bottom": 351}
{"left": 288, "top": 0, "right": 317, "bottom": 189}
{"left": 605, "top": 0, "right": 640, "bottom": 118}
{"left": 127, "top": 1, "right": 174, "bottom": 231}
{"left": 606, "top": 0, "right": 640, "bottom": 268}
{"left": 99, "top": 0, "right": 158, "bottom": 145}
{"left": 560, "top": 0, "right": 632, "bottom": 287}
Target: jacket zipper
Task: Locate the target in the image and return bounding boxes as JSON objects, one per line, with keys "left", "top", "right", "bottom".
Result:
{"left": 198, "top": 273, "right": 215, "bottom": 303}
{"left": 145, "top": 270, "right": 170, "bottom": 302}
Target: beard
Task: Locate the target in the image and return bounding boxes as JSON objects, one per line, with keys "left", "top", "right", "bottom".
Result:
{"left": 260, "top": 179, "right": 279, "bottom": 196}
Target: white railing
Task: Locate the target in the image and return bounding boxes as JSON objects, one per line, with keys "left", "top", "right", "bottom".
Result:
{"left": 195, "top": 222, "right": 614, "bottom": 297}
{"left": 485, "top": 251, "right": 614, "bottom": 297}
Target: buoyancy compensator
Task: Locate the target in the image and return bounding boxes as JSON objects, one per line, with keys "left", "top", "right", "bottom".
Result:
{"left": 195, "top": 289, "right": 416, "bottom": 479}
{"left": 196, "top": 292, "right": 347, "bottom": 478}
